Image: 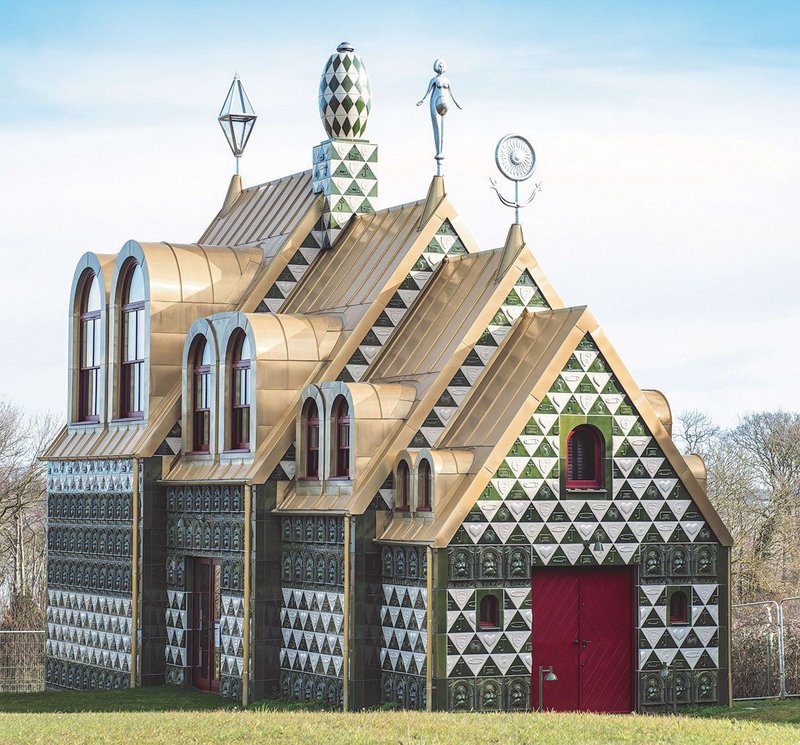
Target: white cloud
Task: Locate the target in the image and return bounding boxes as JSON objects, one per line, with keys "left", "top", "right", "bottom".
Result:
{"left": 0, "top": 34, "right": 797, "bottom": 428}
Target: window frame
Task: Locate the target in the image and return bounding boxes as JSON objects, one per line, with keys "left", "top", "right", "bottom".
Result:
{"left": 228, "top": 330, "right": 251, "bottom": 452}
{"left": 77, "top": 271, "right": 102, "bottom": 423}
{"left": 331, "top": 396, "right": 351, "bottom": 479}
{"left": 302, "top": 399, "right": 320, "bottom": 479}
{"left": 417, "top": 458, "right": 432, "bottom": 512}
{"left": 395, "top": 460, "right": 410, "bottom": 512}
{"left": 478, "top": 593, "right": 501, "bottom": 630}
{"left": 668, "top": 588, "right": 690, "bottom": 626}
{"left": 565, "top": 424, "right": 603, "bottom": 489}
{"left": 190, "top": 337, "right": 212, "bottom": 453}
{"left": 118, "top": 261, "right": 145, "bottom": 420}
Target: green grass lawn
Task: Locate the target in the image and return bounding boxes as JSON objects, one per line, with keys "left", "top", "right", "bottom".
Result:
{"left": 1, "top": 688, "right": 799, "bottom": 744}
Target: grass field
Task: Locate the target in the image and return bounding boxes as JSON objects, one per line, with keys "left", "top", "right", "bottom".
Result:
{"left": 1, "top": 688, "right": 799, "bottom": 744}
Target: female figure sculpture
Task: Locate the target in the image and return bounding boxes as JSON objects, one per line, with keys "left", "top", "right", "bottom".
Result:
{"left": 417, "top": 59, "right": 462, "bottom": 172}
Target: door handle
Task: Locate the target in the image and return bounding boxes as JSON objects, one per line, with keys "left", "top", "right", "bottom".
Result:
{"left": 582, "top": 639, "right": 591, "bottom": 649}
{"left": 572, "top": 639, "right": 580, "bottom": 645}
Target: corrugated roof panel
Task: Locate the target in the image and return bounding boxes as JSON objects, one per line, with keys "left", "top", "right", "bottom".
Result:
{"left": 199, "top": 170, "right": 316, "bottom": 246}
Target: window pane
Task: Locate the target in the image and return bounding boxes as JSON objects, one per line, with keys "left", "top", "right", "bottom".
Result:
{"left": 124, "top": 311, "right": 136, "bottom": 362}
{"left": 126, "top": 264, "right": 145, "bottom": 304}
{"left": 86, "top": 275, "right": 101, "bottom": 313}
{"left": 135, "top": 308, "right": 144, "bottom": 360}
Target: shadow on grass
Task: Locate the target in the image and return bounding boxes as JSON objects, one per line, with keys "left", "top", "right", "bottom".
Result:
{"left": 0, "top": 686, "right": 325, "bottom": 714}
{"left": 690, "top": 698, "right": 800, "bottom": 725}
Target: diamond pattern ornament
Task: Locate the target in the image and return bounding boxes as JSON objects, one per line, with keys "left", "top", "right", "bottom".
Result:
{"left": 380, "top": 584, "right": 427, "bottom": 678}
{"left": 338, "top": 220, "right": 467, "bottom": 383}
{"left": 414, "top": 270, "right": 551, "bottom": 448}
{"left": 318, "top": 43, "right": 371, "bottom": 140}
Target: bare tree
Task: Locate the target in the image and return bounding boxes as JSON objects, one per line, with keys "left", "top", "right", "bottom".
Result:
{"left": 674, "top": 409, "right": 720, "bottom": 456}
{"left": 0, "top": 401, "right": 59, "bottom": 628}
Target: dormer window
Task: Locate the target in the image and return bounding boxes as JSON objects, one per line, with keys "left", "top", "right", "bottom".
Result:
{"left": 418, "top": 459, "right": 432, "bottom": 511}
{"left": 332, "top": 396, "right": 350, "bottom": 478}
{"left": 566, "top": 424, "right": 603, "bottom": 489}
{"left": 78, "top": 271, "right": 102, "bottom": 423}
{"left": 229, "top": 331, "right": 251, "bottom": 451}
{"left": 191, "top": 337, "right": 212, "bottom": 452}
{"left": 119, "top": 261, "right": 145, "bottom": 419}
{"left": 304, "top": 399, "right": 320, "bottom": 478}
{"left": 396, "top": 460, "right": 410, "bottom": 511}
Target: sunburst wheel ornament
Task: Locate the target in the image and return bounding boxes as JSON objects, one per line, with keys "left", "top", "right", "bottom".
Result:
{"left": 495, "top": 134, "right": 536, "bottom": 181}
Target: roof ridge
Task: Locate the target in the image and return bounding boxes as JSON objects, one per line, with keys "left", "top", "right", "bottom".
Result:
{"left": 243, "top": 168, "right": 313, "bottom": 192}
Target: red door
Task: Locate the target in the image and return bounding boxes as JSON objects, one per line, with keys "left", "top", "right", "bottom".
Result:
{"left": 532, "top": 567, "right": 633, "bottom": 713}
{"left": 192, "top": 558, "right": 222, "bottom": 692}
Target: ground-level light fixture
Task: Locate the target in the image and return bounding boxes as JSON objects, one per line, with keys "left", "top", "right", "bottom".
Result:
{"left": 537, "top": 664, "right": 558, "bottom": 712}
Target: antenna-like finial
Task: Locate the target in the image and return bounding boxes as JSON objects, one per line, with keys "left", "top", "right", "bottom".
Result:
{"left": 490, "top": 134, "right": 541, "bottom": 224}
{"left": 416, "top": 58, "right": 462, "bottom": 176}
{"left": 218, "top": 74, "right": 257, "bottom": 175}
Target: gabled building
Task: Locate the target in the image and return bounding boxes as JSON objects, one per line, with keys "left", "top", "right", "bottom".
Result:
{"left": 44, "top": 42, "right": 732, "bottom": 713}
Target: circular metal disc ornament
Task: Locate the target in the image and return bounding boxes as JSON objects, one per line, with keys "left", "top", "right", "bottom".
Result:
{"left": 495, "top": 134, "right": 536, "bottom": 181}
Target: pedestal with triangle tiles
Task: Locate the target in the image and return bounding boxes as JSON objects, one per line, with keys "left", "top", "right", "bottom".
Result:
{"left": 312, "top": 139, "right": 378, "bottom": 248}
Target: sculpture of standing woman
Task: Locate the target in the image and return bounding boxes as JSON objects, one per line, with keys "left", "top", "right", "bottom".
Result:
{"left": 417, "top": 59, "right": 462, "bottom": 173}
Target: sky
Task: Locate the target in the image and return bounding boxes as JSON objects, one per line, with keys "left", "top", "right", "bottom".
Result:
{"left": 0, "top": 1, "right": 797, "bottom": 428}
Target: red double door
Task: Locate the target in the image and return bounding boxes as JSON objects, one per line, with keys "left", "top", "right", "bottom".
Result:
{"left": 532, "top": 567, "right": 634, "bottom": 713}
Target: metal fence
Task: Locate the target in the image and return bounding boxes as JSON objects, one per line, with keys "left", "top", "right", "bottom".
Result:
{"left": 0, "top": 630, "right": 45, "bottom": 693}
{"left": 732, "top": 597, "right": 800, "bottom": 700}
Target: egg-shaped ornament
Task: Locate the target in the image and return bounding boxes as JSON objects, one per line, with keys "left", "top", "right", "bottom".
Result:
{"left": 318, "top": 42, "right": 372, "bottom": 140}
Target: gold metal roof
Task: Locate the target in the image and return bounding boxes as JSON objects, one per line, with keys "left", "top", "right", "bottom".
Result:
{"left": 375, "top": 305, "right": 732, "bottom": 547}
{"left": 200, "top": 170, "right": 319, "bottom": 246}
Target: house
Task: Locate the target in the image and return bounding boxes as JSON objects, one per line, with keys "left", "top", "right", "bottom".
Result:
{"left": 44, "top": 42, "right": 732, "bottom": 713}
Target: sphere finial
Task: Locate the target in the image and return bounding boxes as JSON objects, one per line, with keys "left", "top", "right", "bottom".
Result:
{"left": 318, "top": 43, "right": 371, "bottom": 140}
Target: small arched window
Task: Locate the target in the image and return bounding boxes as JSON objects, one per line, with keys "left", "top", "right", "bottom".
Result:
{"left": 479, "top": 594, "right": 500, "bottom": 629}
{"left": 191, "top": 337, "right": 212, "bottom": 452}
{"left": 396, "top": 461, "right": 410, "bottom": 511}
{"left": 669, "top": 590, "right": 689, "bottom": 625}
{"left": 332, "top": 396, "right": 350, "bottom": 478}
{"left": 304, "top": 399, "right": 320, "bottom": 478}
{"left": 78, "top": 271, "right": 102, "bottom": 422}
{"left": 566, "top": 425, "right": 603, "bottom": 489}
{"left": 418, "top": 459, "right": 432, "bottom": 511}
{"left": 229, "top": 331, "right": 251, "bottom": 450}
{"left": 119, "top": 261, "right": 145, "bottom": 419}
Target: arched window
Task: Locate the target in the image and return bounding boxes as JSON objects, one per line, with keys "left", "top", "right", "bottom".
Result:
{"left": 396, "top": 460, "right": 410, "bottom": 511}
{"left": 479, "top": 594, "right": 500, "bottom": 629}
{"left": 304, "top": 399, "right": 320, "bottom": 478}
{"left": 418, "top": 459, "right": 432, "bottom": 511}
{"left": 229, "top": 331, "right": 251, "bottom": 450}
{"left": 119, "top": 261, "right": 145, "bottom": 419}
{"left": 669, "top": 590, "right": 689, "bottom": 625}
{"left": 78, "top": 271, "right": 102, "bottom": 422}
{"left": 191, "top": 337, "right": 212, "bottom": 452}
{"left": 332, "top": 396, "right": 350, "bottom": 478}
{"left": 566, "top": 425, "right": 603, "bottom": 489}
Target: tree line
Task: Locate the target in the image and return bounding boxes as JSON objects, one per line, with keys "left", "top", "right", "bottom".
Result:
{"left": 0, "top": 402, "right": 797, "bottom": 628}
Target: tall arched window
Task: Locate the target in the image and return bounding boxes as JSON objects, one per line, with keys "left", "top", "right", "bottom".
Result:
{"left": 304, "top": 399, "right": 320, "bottom": 478}
{"left": 119, "top": 261, "right": 145, "bottom": 419}
{"left": 229, "top": 331, "right": 251, "bottom": 450}
{"left": 332, "top": 396, "right": 350, "bottom": 478}
{"left": 418, "top": 459, "right": 432, "bottom": 511}
{"left": 396, "top": 460, "right": 410, "bottom": 511}
{"left": 566, "top": 425, "right": 603, "bottom": 489}
{"left": 78, "top": 271, "right": 102, "bottom": 422}
{"left": 191, "top": 337, "right": 212, "bottom": 452}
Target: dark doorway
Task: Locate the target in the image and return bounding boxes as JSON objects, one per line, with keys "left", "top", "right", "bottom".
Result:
{"left": 192, "top": 557, "right": 222, "bottom": 692}
{"left": 532, "top": 566, "right": 634, "bottom": 713}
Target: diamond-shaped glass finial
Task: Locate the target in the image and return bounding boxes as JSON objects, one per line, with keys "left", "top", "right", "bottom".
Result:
{"left": 218, "top": 74, "right": 256, "bottom": 162}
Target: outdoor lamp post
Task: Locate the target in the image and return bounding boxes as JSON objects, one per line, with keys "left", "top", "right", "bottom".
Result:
{"left": 537, "top": 665, "right": 558, "bottom": 712}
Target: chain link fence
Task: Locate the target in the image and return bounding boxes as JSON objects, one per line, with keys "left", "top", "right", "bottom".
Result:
{"left": 732, "top": 597, "right": 800, "bottom": 700}
{"left": 0, "top": 630, "right": 45, "bottom": 692}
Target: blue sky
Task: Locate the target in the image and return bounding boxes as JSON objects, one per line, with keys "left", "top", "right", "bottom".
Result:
{"left": 0, "top": 1, "right": 798, "bottom": 426}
